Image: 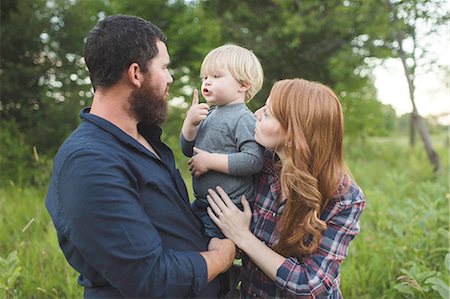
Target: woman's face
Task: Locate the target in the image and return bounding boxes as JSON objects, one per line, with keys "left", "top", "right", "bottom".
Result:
{"left": 254, "top": 98, "right": 284, "bottom": 151}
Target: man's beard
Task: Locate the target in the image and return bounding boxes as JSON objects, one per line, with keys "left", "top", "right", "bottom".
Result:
{"left": 128, "top": 76, "right": 168, "bottom": 126}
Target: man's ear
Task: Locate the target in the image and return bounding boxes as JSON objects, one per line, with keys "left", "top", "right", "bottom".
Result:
{"left": 127, "top": 63, "right": 143, "bottom": 88}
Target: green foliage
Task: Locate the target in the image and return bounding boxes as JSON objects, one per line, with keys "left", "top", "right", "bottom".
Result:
{"left": 341, "top": 133, "right": 449, "bottom": 298}
{"left": 394, "top": 257, "right": 450, "bottom": 299}
{"left": 201, "top": 0, "right": 399, "bottom": 135}
{"left": 0, "top": 0, "right": 105, "bottom": 187}
{"left": 1, "top": 135, "right": 448, "bottom": 297}
{"left": 0, "top": 251, "right": 22, "bottom": 298}
{"left": 0, "top": 187, "right": 82, "bottom": 298}
{"left": 0, "top": 120, "right": 53, "bottom": 186}
{"left": 2, "top": 0, "right": 422, "bottom": 187}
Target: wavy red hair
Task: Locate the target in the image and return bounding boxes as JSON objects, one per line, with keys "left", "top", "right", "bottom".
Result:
{"left": 269, "top": 78, "right": 348, "bottom": 257}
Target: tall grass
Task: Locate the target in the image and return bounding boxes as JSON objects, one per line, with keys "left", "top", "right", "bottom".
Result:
{"left": 0, "top": 134, "right": 448, "bottom": 298}
{"left": 341, "top": 134, "right": 449, "bottom": 298}
{"left": 0, "top": 187, "right": 82, "bottom": 298}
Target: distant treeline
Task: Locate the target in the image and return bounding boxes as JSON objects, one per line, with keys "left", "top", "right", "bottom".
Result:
{"left": 1, "top": 0, "right": 447, "bottom": 186}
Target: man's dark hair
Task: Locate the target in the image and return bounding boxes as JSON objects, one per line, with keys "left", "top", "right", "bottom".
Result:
{"left": 84, "top": 15, "right": 166, "bottom": 88}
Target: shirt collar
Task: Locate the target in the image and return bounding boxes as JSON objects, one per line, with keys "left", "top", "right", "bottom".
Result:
{"left": 80, "top": 107, "right": 163, "bottom": 158}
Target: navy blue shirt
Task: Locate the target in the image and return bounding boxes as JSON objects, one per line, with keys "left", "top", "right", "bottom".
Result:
{"left": 46, "top": 108, "right": 220, "bottom": 298}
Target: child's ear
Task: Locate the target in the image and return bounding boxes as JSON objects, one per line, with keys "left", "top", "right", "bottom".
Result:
{"left": 239, "top": 82, "right": 251, "bottom": 92}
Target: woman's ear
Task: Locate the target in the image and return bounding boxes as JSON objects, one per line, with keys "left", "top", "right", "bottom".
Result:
{"left": 127, "top": 63, "right": 143, "bottom": 88}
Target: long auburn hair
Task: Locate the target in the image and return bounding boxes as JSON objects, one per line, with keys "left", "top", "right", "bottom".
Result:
{"left": 270, "top": 78, "right": 348, "bottom": 257}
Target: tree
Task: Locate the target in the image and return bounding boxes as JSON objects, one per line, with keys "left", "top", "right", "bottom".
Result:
{"left": 201, "top": 0, "right": 395, "bottom": 138}
{"left": 0, "top": 0, "right": 107, "bottom": 184}
{"left": 383, "top": 0, "right": 446, "bottom": 172}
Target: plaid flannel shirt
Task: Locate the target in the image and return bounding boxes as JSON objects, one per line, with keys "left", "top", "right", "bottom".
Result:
{"left": 240, "top": 150, "right": 366, "bottom": 298}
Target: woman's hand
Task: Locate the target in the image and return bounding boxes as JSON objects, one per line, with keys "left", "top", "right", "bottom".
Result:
{"left": 206, "top": 186, "right": 253, "bottom": 248}
{"left": 208, "top": 187, "right": 286, "bottom": 281}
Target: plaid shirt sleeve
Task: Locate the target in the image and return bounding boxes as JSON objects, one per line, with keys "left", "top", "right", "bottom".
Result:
{"left": 274, "top": 182, "right": 366, "bottom": 297}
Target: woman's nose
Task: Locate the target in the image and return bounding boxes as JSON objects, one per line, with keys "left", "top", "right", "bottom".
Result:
{"left": 255, "top": 108, "right": 262, "bottom": 121}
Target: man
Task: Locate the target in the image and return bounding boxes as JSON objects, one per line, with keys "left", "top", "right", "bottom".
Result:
{"left": 46, "top": 15, "right": 235, "bottom": 298}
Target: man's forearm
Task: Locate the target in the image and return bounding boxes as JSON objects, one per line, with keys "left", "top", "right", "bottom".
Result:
{"left": 200, "top": 239, "right": 235, "bottom": 282}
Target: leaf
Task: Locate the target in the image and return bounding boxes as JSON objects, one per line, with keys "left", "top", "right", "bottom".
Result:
{"left": 394, "top": 283, "right": 415, "bottom": 296}
{"left": 6, "top": 251, "right": 18, "bottom": 264}
{"left": 425, "top": 277, "right": 450, "bottom": 299}
{"left": 445, "top": 253, "right": 450, "bottom": 272}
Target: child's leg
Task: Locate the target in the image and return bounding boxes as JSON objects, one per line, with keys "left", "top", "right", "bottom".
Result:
{"left": 191, "top": 198, "right": 225, "bottom": 239}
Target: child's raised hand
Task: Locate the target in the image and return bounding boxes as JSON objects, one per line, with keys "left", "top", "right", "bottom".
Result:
{"left": 186, "top": 89, "right": 209, "bottom": 127}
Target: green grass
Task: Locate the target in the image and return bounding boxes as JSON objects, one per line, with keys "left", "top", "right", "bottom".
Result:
{"left": 1, "top": 134, "right": 449, "bottom": 298}
{"left": 341, "top": 134, "right": 449, "bottom": 298}
{"left": 0, "top": 187, "right": 82, "bottom": 298}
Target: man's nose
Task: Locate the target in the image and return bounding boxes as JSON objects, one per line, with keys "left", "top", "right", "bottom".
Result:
{"left": 167, "top": 73, "right": 173, "bottom": 84}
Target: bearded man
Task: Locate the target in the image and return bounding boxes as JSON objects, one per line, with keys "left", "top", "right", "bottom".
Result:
{"left": 45, "top": 15, "right": 235, "bottom": 298}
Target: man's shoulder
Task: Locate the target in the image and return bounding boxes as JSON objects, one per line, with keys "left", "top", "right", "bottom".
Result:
{"left": 55, "top": 122, "right": 119, "bottom": 168}
{"left": 59, "top": 122, "right": 99, "bottom": 151}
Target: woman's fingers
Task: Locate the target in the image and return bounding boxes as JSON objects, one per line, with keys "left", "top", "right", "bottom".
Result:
{"left": 207, "top": 188, "right": 228, "bottom": 212}
{"left": 206, "top": 195, "right": 222, "bottom": 217}
{"left": 207, "top": 207, "right": 221, "bottom": 226}
{"left": 215, "top": 186, "right": 235, "bottom": 209}
{"left": 241, "top": 195, "right": 252, "bottom": 219}
{"left": 241, "top": 195, "right": 250, "bottom": 211}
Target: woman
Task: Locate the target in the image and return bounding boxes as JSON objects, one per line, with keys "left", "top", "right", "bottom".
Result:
{"left": 206, "top": 78, "right": 366, "bottom": 298}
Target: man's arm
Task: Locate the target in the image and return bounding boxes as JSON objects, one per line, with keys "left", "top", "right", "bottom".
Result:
{"left": 200, "top": 238, "right": 236, "bottom": 282}
{"left": 55, "top": 149, "right": 221, "bottom": 298}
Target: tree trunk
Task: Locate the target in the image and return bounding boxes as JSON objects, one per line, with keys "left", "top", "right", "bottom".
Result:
{"left": 386, "top": 0, "right": 440, "bottom": 172}
{"left": 410, "top": 115, "right": 416, "bottom": 146}
{"left": 395, "top": 33, "right": 440, "bottom": 172}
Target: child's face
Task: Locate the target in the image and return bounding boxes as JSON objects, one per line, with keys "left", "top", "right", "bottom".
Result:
{"left": 201, "top": 68, "right": 247, "bottom": 106}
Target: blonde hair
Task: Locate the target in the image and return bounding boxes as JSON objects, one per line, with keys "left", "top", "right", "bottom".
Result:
{"left": 269, "top": 78, "right": 348, "bottom": 257}
{"left": 200, "top": 44, "right": 264, "bottom": 102}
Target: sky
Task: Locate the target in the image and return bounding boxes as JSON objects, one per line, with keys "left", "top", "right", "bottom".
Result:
{"left": 372, "top": 23, "right": 449, "bottom": 125}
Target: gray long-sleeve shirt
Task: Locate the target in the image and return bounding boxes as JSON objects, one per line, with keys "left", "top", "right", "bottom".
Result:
{"left": 181, "top": 103, "right": 264, "bottom": 203}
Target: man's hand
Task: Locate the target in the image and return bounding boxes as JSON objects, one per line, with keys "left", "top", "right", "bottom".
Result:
{"left": 189, "top": 147, "right": 212, "bottom": 177}
{"left": 181, "top": 89, "right": 209, "bottom": 141}
{"left": 200, "top": 238, "right": 235, "bottom": 282}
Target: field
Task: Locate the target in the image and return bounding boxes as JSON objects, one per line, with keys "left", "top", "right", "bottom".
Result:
{"left": 1, "top": 134, "right": 449, "bottom": 298}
